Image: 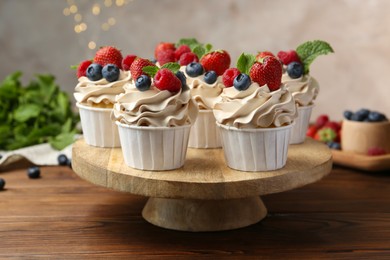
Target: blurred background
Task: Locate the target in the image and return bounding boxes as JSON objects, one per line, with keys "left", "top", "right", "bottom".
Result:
{"left": 1, "top": 0, "right": 389, "bottom": 121}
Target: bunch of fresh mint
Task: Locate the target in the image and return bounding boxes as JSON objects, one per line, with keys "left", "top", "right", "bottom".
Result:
{"left": 0, "top": 72, "right": 79, "bottom": 151}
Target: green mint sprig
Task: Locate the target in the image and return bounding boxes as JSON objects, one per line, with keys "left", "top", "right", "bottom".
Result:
{"left": 177, "top": 38, "right": 213, "bottom": 59}
{"left": 296, "top": 40, "right": 334, "bottom": 74}
{"left": 142, "top": 62, "right": 180, "bottom": 78}
{"left": 236, "top": 53, "right": 256, "bottom": 74}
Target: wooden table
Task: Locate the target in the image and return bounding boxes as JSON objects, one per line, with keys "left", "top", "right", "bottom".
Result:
{"left": 1, "top": 162, "right": 389, "bottom": 258}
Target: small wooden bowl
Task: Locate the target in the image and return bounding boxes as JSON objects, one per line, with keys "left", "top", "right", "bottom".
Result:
{"left": 341, "top": 119, "right": 390, "bottom": 155}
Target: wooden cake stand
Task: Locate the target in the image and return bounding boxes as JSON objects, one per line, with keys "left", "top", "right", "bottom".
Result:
{"left": 72, "top": 138, "right": 332, "bottom": 232}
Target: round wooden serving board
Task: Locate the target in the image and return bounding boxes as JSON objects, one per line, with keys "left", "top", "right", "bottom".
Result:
{"left": 72, "top": 138, "right": 332, "bottom": 232}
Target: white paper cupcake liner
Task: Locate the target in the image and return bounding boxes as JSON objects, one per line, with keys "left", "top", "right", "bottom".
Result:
{"left": 289, "top": 105, "right": 314, "bottom": 144}
{"left": 76, "top": 103, "right": 120, "bottom": 148}
{"left": 217, "top": 123, "right": 293, "bottom": 171}
{"left": 116, "top": 122, "right": 191, "bottom": 171}
{"left": 188, "top": 110, "right": 221, "bottom": 148}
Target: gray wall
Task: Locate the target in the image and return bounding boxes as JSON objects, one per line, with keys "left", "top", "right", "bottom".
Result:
{"left": 1, "top": 0, "right": 390, "bottom": 120}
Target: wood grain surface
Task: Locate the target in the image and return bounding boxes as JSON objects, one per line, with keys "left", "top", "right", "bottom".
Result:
{"left": 72, "top": 138, "right": 332, "bottom": 200}
{"left": 1, "top": 164, "right": 389, "bottom": 258}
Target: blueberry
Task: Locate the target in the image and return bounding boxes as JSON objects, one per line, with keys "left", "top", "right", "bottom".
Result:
{"left": 368, "top": 111, "right": 386, "bottom": 122}
{"left": 102, "top": 64, "right": 120, "bottom": 82}
{"left": 0, "top": 154, "right": 2, "bottom": 160}
{"left": 185, "top": 62, "right": 204, "bottom": 77}
{"left": 204, "top": 70, "right": 217, "bottom": 84}
{"left": 58, "top": 154, "right": 69, "bottom": 166}
{"left": 327, "top": 142, "right": 341, "bottom": 150}
{"left": 233, "top": 73, "right": 252, "bottom": 91}
{"left": 175, "top": 71, "right": 188, "bottom": 89}
{"left": 355, "top": 108, "right": 370, "bottom": 120}
{"left": 0, "top": 178, "right": 5, "bottom": 190}
{"left": 343, "top": 110, "right": 353, "bottom": 120}
{"left": 67, "top": 159, "right": 72, "bottom": 169}
{"left": 27, "top": 166, "right": 40, "bottom": 179}
{"left": 286, "top": 62, "right": 303, "bottom": 79}
{"left": 350, "top": 113, "right": 365, "bottom": 122}
{"left": 86, "top": 63, "right": 103, "bottom": 81}
{"left": 135, "top": 75, "right": 151, "bottom": 91}
{"left": 150, "top": 58, "right": 157, "bottom": 64}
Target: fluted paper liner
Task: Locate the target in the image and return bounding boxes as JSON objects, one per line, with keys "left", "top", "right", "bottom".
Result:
{"left": 188, "top": 110, "right": 221, "bottom": 148}
{"left": 116, "top": 122, "right": 191, "bottom": 170}
{"left": 217, "top": 123, "right": 293, "bottom": 171}
{"left": 290, "top": 105, "right": 314, "bottom": 144}
{"left": 76, "top": 103, "right": 120, "bottom": 148}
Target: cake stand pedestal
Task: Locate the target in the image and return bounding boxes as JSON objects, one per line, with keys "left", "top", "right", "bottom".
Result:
{"left": 72, "top": 138, "right": 332, "bottom": 232}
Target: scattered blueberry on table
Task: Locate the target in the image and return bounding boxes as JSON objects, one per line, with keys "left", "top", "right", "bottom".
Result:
{"left": 0, "top": 178, "right": 5, "bottom": 190}
{"left": 27, "top": 166, "right": 40, "bottom": 179}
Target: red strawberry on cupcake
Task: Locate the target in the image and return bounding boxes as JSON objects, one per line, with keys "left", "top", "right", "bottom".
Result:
{"left": 249, "top": 56, "right": 283, "bottom": 91}
{"left": 130, "top": 58, "right": 156, "bottom": 79}
{"left": 94, "top": 46, "right": 123, "bottom": 69}
{"left": 200, "top": 50, "right": 231, "bottom": 76}
{"left": 76, "top": 60, "right": 92, "bottom": 78}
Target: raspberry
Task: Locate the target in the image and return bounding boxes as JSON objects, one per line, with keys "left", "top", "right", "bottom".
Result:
{"left": 154, "top": 42, "right": 176, "bottom": 59}
{"left": 174, "top": 45, "right": 191, "bottom": 61}
{"left": 77, "top": 60, "right": 92, "bottom": 78}
{"left": 324, "top": 121, "right": 341, "bottom": 132}
{"left": 179, "top": 52, "right": 199, "bottom": 66}
{"left": 130, "top": 58, "right": 156, "bottom": 79}
{"left": 122, "top": 54, "right": 137, "bottom": 71}
{"left": 277, "top": 50, "right": 301, "bottom": 65}
{"left": 94, "top": 46, "right": 123, "bottom": 69}
{"left": 200, "top": 50, "right": 231, "bottom": 76}
{"left": 222, "top": 68, "right": 240, "bottom": 87}
{"left": 154, "top": 68, "right": 181, "bottom": 93}
{"left": 156, "top": 49, "right": 176, "bottom": 66}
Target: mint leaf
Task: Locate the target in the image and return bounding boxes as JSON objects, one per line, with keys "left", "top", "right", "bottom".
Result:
{"left": 176, "top": 38, "right": 199, "bottom": 49}
{"left": 193, "top": 45, "right": 206, "bottom": 60}
{"left": 14, "top": 104, "right": 41, "bottom": 122}
{"left": 296, "top": 40, "right": 334, "bottom": 74}
{"left": 204, "top": 43, "right": 213, "bottom": 53}
{"left": 142, "top": 66, "right": 159, "bottom": 78}
{"left": 161, "top": 62, "right": 180, "bottom": 73}
{"left": 237, "top": 53, "right": 256, "bottom": 74}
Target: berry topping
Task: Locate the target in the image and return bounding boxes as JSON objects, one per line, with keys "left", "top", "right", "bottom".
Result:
{"left": 222, "top": 68, "right": 241, "bottom": 88}
{"left": 286, "top": 61, "right": 303, "bottom": 79}
{"left": 122, "top": 54, "right": 137, "bottom": 71}
{"left": 277, "top": 50, "right": 301, "bottom": 65}
{"left": 367, "top": 147, "right": 386, "bottom": 156}
{"left": 175, "top": 71, "right": 187, "bottom": 89}
{"left": 130, "top": 58, "right": 156, "bottom": 79}
{"left": 135, "top": 75, "right": 152, "bottom": 91}
{"left": 102, "top": 64, "right": 120, "bottom": 82}
{"left": 249, "top": 56, "right": 282, "bottom": 91}
{"left": 204, "top": 70, "right": 217, "bottom": 84}
{"left": 174, "top": 45, "right": 191, "bottom": 61}
{"left": 86, "top": 63, "right": 103, "bottom": 81}
{"left": 77, "top": 60, "right": 92, "bottom": 78}
{"left": 27, "top": 166, "right": 40, "bottom": 179}
{"left": 315, "top": 114, "right": 329, "bottom": 128}
{"left": 156, "top": 49, "right": 176, "bottom": 66}
{"left": 179, "top": 52, "right": 199, "bottom": 66}
{"left": 233, "top": 73, "right": 251, "bottom": 91}
{"left": 256, "top": 51, "right": 275, "bottom": 60}
{"left": 200, "top": 50, "right": 231, "bottom": 76}
{"left": 185, "top": 62, "right": 204, "bottom": 77}
{"left": 94, "top": 46, "right": 123, "bottom": 69}
{"left": 57, "top": 154, "right": 69, "bottom": 166}
{"left": 154, "top": 68, "right": 182, "bottom": 93}
{"left": 154, "top": 42, "right": 176, "bottom": 59}
{"left": 0, "top": 178, "right": 5, "bottom": 191}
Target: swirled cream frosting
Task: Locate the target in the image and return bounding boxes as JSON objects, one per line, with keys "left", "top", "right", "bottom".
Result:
{"left": 213, "top": 83, "right": 297, "bottom": 128}
{"left": 74, "top": 70, "right": 131, "bottom": 107}
{"left": 281, "top": 73, "right": 319, "bottom": 106}
{"left": 180, "top": 66, "right": 224, "bottom": 110}
{"left": 112, "top": 83, "right": 198, "bottom": 127}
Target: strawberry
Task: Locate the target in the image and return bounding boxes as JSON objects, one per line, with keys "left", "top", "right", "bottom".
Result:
{"left": 200, "top": 50, "right": 231, "bottom": 76}
{"left": 122, "top": 54, "right": 137, "bottom": 71}
{"left": 174, "top": 45, "right": 191, "bottom": 61}
{"left": 179, "top": 52, "right": 199, "bottom": 66}
{"left": 277, "top": 50, "right": 301, "bottom": 65}
{"left": 324, "top": 121, "right": 341, "bottom": 132}
{"left": 94, "top": 46, "right": 123, "bottom": 69}
{"left": 314, "top": 127, "right": 337, "bottom": 142}
{"left": 306, "top": 125, "right": 318, "bottom": 138}
{"left": 249, "top": 56, "right": 282, "bottom": 91}
{"left": 222, "top": 68, "right": 240, "bottom": 88}
{"left": 154, "top": 42, "right": 176, "bottom": 59}
{"left": 156, "top": 49, "right": 176, "bottom": 66}
{"left": 154, "top": 68, "right": 181, "bottom": 93}
{"left": 77, "top": 60, "right": 92, "bottom": 78}
{"left": 315, "top": 114, "right": 329, "bottom": 129}
{"left": 256, "top": 51, "right": 275, "bottom": 60}
{"left": 130, "top": 58, "right": 156, "bottom": 79}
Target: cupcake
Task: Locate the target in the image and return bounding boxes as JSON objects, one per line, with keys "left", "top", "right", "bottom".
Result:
{"left": 74, "top": 46, "right": 130, "bottom": 147}
{"left": 112, "top": 64, "right": 198, "bottom": 170}
{"left": 277, "top": 40, "right": 334, "bottom": 144}
{"left": 213, "top": 54, "right": 297, "bottom": 171}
